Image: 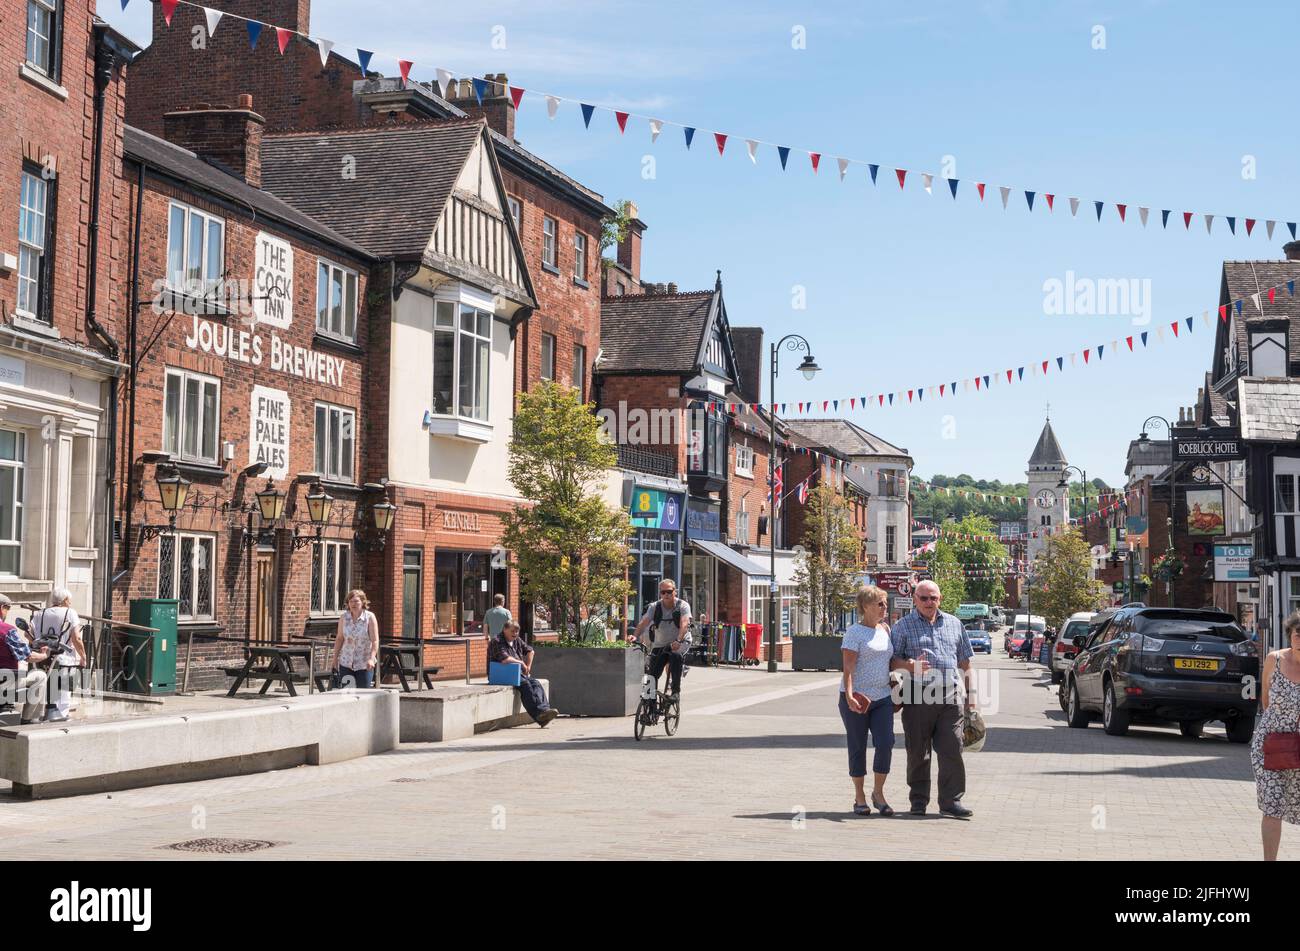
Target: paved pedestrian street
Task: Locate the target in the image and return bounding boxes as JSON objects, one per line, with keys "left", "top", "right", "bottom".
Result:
{"left": 0, "top": 654, "right": 1284, "bottom": 860}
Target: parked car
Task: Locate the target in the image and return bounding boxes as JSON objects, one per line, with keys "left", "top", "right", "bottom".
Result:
{"left": 1062, "top": 607, "right": 1259, "bottom": 742}
{"left": 967, "top": 628, "right": 993, "bottom": 653}
{"left": 1048, "top": 612, "right": 1096, "bottom": 684}
{"left": 1007, "top": 614, "right": 1045, "bottom": 653}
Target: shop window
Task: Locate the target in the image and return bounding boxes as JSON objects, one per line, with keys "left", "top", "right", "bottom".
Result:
{"left": 166, "top": 201, "right": 224, "bottom": 299}
{"left": 314, "top": 402, "right": 356, "bottom": 483}
{"left": 434, "top": 550, "right": 501, "bottom": 635}
{"left": 316, "top": 260, "right": 359, "bottom": 342}
{"left": 25, "top": 0, "right": 60, "bottom": 79}
{"left": 311, "top": 541, "right": 351, "bottom": 616}
{"left": 163, "top": 368, "right": 220, "bottom": 465}
{"left": 17, "top": 167, "right": 53, "bottom": 323}
{"left": 158, "top": 532, "right": 216, "bottom": 621}
{"left": 433, "top": 300, "right": 492, "bottom": 421}
{"left": 0, "top": 429, "right": 25, "bottom": 576}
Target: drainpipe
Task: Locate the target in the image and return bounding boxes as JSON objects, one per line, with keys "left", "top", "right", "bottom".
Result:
{"left": 122, "top": 159, "right": 145, "bottom": 569}
{"left": 88, "top": 34, "right": 123, "bottom": 621}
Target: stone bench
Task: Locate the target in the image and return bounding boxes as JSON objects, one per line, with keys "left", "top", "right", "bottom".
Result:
{"left": 0, "top": 689, "right": 399, "bottom": 799}
{"left": 397, "top": 680, "right": 549, "bottom": 742}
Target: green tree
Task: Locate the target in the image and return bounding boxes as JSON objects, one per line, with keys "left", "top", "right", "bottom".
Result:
{"left": 599, "top": 199, "right": 636, "bottom": 263}
{"left": 793, "top": 482, "right": 862, "bottom": 634}
{"left": 927, "top": 541, "right": 967, "bottom": 608}
{"left": 501, "top": 382, "right": 632, "bottom": 636}
{"left": 1027, "top": 528, "right": 1108, "bottom": 628}
{"left": 947, "top": 514, "right": 1008, "bottom": 607}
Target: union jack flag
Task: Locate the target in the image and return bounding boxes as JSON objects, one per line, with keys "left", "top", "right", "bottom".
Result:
{"left": 770, "top": 463, "right": 783, "bottom": 506}
{"left": 796, "top": 479, "right": 810, "bottom": 505}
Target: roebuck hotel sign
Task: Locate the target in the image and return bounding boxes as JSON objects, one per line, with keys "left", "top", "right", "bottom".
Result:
{"left": 1173, "top": 430, "right": 1243, "bottom": 462}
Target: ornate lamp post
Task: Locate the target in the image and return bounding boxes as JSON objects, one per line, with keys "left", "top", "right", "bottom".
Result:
{"left": 1138, "top": 416, "right": 1175, "bottom": 607}
{"left": 1057, "top": 464, "right": 1089, "bottom": 528}
{"left": 140, "top": 467, "right": 192, "bottom": 542}
{"left": 292, "top": 482, "right": 335, "bottom": 550}
{"left": 767, "top": 334, "right": 819, "bottom": 673}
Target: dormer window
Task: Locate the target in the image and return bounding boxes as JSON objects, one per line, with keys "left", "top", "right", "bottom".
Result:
{"left": 1250, "top": 331, "right": 1286, "bottom": 377}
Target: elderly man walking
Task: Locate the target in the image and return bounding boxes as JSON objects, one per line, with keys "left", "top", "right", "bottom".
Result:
{"left": 890, "top": 580, "right": 976, "bottom": 818}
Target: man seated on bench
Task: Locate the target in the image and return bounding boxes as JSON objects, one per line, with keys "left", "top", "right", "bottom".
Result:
{"left": 489, "top": 621, "right": 558, "bottom": 727}
{"left": 0, "top": 593, "right": 50, "bottom": 725}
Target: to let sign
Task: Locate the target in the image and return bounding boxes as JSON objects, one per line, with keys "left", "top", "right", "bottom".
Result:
{"left": 1174, "top": 432, "right": 1243, "bottom": 461}
{"left": 250, "top": 385, "right": 290, "bottom": 479}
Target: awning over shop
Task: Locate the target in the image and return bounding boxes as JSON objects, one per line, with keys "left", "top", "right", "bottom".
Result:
{"left": 690, "top": 539, "right": 771, "bottom": 580}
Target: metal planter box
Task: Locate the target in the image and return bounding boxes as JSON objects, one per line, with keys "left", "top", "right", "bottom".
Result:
{"left": 791, "top": 635, "right": 843, "bottom": 672}
{"left": 529, "top": 646, "right": 642, "bottom": 717}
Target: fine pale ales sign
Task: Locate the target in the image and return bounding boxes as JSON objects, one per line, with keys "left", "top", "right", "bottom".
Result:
{"left": 250, "top": 385, "right": 290, "bottom": 479}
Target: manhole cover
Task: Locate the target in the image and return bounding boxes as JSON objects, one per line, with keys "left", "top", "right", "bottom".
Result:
{"left": 163, "top": 837, "right": 278, "bottom": 854}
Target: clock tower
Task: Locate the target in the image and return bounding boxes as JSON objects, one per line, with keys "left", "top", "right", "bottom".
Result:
{"left": 1027, "top": 416, "right": 1070, "bottom": 565}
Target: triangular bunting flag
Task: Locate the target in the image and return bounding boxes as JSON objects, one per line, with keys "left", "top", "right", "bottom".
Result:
{"left": 616, "top": 112, "right": 629, "bottom": 133}
{"left": 247, "top": 20, "right": 262, "bottom": 49}
{"left": 162, "top": 0, "right": 177, "bottom": 25}
{"left": 777, "top": 146, "right": 790, "bottom": 169}
{"left": 435, "top": 68, "right": 452, "bottom": 97}
{"left": 316, "top": 37, "right": 334, "bottom": 68}
{"left": 1056, "top": 356, "right": 1064, "bottom": 370}
{"left": 1162, "top": 209, "right": 1171, "bottom": 228}
{"left": 203, "top": 7, "right": 222, "bottom": 36}
{"left": 809, "top": 152, "right": 821, "bottom": 173}
{"left": 714, "top": 132, "right": 727, "bottom": 156}
{"left": 357, "top": 49, "right": 373, "bottom": 74}
{"left": 896, "top": 168, "right": 907, "bottom": 189}
{"left": 509, "top": 86, "right": 525, "bottom": 111}
{"left": 922, "top": 173, "right": 933, "bottom": 194}
{"left": 1126, "top": 335, "right": 1133, "bottom": 351}
{"left": 1219, "top": 304, "right": 1228, "bottom": 322}
{"left": 1069, "top": 197, "right": 1080, "bottom": 217}
{"left": 399, "top": 59, "right": 414, "bottom": 85}
{"left": 1183, "top": 211, "right": 1193, "bottom": 229}
{"left": 1139, "top": 206, "right": 1149, "bottom": 227}
{"left": 684, "top": 127, "right": 695, "bottom": 149}
{"left": 869, "top": 164, "right": 879, "bottom": 184}
{"left": 1045, "top": 193, "right": 1055, "bottom": 212}
{"left": 1205, "top": 214, "right": 1214, "bottom": 233}
{"left": 276, "top": 27, "right": 293, "bottom": 54}
{"left": 581, "top": 103, "right": 595, "bottom": 128}
{"left": 837, "top": 158, "right": 849, "bottom": 181}
{"left": 649, "top": 118, "right": 662, "bottom": 142}
{"left": 976, "top": 182, "right": 986, "bottom": 200}
{"left": 1267, "top": 220, "right": 1276, "bottom": 240}
{"left": 999, "top": 186, "right": 1011, "bottom": 209}
{"left": 1290, "top": 223, "right": 1298, "bottom": 240}
{"left": 947, "top": 178, "right": 959, "bottom": 199}
{"left": 1116, "top": 203, "right": 1127, "bottom": 222}
{"left": 1018, "top": 367, "right": 1024, "bottom": 380}
{"left": 1246, "top": 218, "right": 1256, "bottom": 236}
{"left": 1186, "top": 316, "right": 1194, "bottom": 332}
{"left": 1227, "top": 216, "right": 1236, "bottom": 235}
{"left": 1252, "top": 292, "right": 1262, "bottom": 312}
{"left": 1094, "top": 200, "right": 1104, "bottom": 220}
{"left": 1025, "top": 190, "right": 1035, "bottom": 211}
{"left": 1041, "top": 360, "right": 1048, "bottom": 374}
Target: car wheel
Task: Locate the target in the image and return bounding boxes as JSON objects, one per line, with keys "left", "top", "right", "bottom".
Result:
{"left": 1225, "top": 715, "right": 1254, "bottom": 744}
{"left": 1102, "top": 681, "right": 1130, "bottom": 736}
{"left": 1050, "top": 669, "right": 1063, "bottom": 685}
{"left": 1178, "top": 719, "right": 1205, "bottom": 739}
{"left": 1066, "top": 682, "right": 1090, "bottom": 728}
{"left": 1059, "top": 678, "right": 1071, "bottom": 712}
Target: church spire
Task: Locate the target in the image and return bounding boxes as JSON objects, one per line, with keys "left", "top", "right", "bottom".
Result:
{"left": 1028, "top": 417, "right": 1067, "bottom": 468}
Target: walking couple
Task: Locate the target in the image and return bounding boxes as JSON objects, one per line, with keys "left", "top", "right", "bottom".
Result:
{"left": 838, "top": 580, "right": 977, "bottom": 818}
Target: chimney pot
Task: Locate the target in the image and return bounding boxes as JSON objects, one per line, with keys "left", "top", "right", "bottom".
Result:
{"left": 238, "top": 93, "right": 253, "bottom": 110}
{"left": 1285, "top": 240, "right": 1300, "bottom": 261}
{"left": 667, "top": 282, "right": 678, "bottom": 294}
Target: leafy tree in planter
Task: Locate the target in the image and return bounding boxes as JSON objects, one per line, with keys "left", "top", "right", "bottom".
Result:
{"left": 794, "top": 482, "right": 862, "bottom": 633}
{"left": 1027, "top": 528, "right": 1108, "bottom": 628}
{"left": 501, "top": 382, "right": 632, "bottom": 638}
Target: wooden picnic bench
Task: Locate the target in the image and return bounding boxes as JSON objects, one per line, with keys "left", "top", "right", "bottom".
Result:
{"left": 378, "top": 640, "right": 440, "bottom": 692}
{"left": 225, "top": 644, "right": 314, "bottom": 697}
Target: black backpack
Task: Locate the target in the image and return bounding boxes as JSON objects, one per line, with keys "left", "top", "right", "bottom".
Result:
{"left": 652, "top": 601, "right": 683, "bottom": 629}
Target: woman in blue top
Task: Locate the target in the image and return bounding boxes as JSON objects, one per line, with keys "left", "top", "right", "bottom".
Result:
{"left": 839, "top": 585, "right": 898, "bottom": 816}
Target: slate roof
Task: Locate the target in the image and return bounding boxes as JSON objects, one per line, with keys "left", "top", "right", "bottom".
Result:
{"left": 597, "top": 289, "right": 716, "bottom": 374}
{"left": 259, "top": 119, "right": 484, "bottom": 258}
{"left": 1237, "top": 378, "right": 1300, "bottom": 441}
{"left": 1218, "top": 258, "right": 1300, "bottom": 376}
{"left": 786, "top": 418, "right": 910, "bottom": 459}
{"left": 123, "top": 126, "right": 374, "bottom": 260}
{"left": 1028, "top": 419, "right": 1068, "bottom": 467}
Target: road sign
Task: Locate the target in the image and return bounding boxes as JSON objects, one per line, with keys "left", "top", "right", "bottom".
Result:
{"left": 894, "top": 597, "right": 914, "bottom": 611}
{"left": 898, "top": 582, "right": 912, "bottom": 597}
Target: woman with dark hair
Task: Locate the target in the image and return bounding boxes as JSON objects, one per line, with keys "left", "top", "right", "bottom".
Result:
{"left": 1254, "top": 610, "right": 1300, "bottom": 860}
{"left": 332, "top": 589, "right": 379, "bottom": 688}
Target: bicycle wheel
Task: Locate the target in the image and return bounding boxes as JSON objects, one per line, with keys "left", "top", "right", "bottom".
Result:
{"left": 663, "top": 696, "right": 680, "bottom": 736}
{"left": 634, "top": 699, "right": 648, "bottom": 741}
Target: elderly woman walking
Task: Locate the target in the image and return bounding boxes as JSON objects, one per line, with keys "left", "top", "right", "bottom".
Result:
{"left": 1254, "top": 611, "right": 1300, "bottom": 860}
{"left": 838, "top": 585, "right": 898, "bottom": 816}
{"left": 332, "top": 589, "right": 379, "bottom": 689}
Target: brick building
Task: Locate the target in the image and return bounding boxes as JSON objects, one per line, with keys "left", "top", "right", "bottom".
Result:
{"left": 123, "top": 0, "right": 614, "bottom": 645}
{"left": 112, "top": 104, "right": 377, "bottom": 686}
{"left": 0, "top": 6, "right": 136, "bottom": 617}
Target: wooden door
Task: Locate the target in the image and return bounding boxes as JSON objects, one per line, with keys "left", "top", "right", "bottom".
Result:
{"left": 254, "top": 551, "right": 277, "bottom": 644}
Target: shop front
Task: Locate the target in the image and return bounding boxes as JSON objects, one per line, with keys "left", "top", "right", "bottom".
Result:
{"left": 627, "top": 483, "right": 685, "bottom": 621}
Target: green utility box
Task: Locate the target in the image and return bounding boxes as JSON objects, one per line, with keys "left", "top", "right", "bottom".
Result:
{"left": 126, "top": 599, "right": 179, "bottom": 695}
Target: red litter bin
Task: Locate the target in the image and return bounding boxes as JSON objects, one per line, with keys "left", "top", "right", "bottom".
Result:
{"left": 743, "top": 623, "right": 763, "bottom": 663}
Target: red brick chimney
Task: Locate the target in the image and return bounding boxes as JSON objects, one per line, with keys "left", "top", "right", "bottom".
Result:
{"left": 448, "top": 74, "right": 515, "bottom": 141}
{"left": 617, "top": 201, "right": 646, "bottom": 284}
{"left": 163, "top": 94, "right": 265, "bottom": 187}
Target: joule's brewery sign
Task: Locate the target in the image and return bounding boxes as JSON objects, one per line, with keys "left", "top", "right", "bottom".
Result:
{"left": 250, "top": 385, "right": 290, "bottom": 479}
{"left": 254, "top": 232, "right": 293, "bottom": 330}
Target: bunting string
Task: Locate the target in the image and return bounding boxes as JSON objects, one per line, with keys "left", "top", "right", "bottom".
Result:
{"left": 135, "top": 0, "right": 1300, "bottom": 245}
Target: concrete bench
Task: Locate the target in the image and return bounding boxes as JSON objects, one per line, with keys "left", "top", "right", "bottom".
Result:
{"left": 398, "top": 680, "right": 549, "bottom": 742}
{"left": 0, "top": 689, "right": 399, "bottom": 799}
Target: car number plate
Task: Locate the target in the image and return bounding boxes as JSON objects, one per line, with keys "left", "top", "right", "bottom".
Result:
{"left": 1173, "top": 657, "right": 1221, "bottom": 672}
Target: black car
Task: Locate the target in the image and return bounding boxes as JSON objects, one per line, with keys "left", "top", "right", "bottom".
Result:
{"left": 1062, "top": 607, "right": 1259, "bottom": 742}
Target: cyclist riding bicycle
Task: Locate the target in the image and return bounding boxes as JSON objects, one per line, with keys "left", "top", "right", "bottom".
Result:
{"left": 631, "top": 579, "right": 692, "bottom": 701}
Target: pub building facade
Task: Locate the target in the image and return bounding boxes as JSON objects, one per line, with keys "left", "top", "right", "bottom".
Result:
{"left": 111, "top": 103, "right": 378, "bottom": 686}
{"left": 258, "top": 119, "right": 537, "bottom": 677}
{"left": 0, "top": 11, "right": 136, "bottom": 618}
{"left": 125, "top": 1, "right": 615, "bottom": 641}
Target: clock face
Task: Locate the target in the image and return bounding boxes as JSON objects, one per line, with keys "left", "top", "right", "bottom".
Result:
{"left": 1035, "top": 489, "right": 1057, "bottom": 508}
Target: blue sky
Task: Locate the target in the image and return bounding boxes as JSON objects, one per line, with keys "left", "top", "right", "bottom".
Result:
{"left": 102, "top": 0, "right": 1300, "bottom": 488}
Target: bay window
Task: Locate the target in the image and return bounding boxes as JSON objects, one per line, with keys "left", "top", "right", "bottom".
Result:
{"left": 316, "top": 260, "right": 358, "bottom": 341}
{"left": 314, "top": 402, "right": 356, "bottom": 483}
{"left": 163, "top": 369, "right": 220, "bottom": 465}
{"left": 433, "top": 300, "right": 491, "bottom": 421}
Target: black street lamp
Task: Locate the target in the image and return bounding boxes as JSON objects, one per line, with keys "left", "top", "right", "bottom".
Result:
{"left": 1138, "top": 416, "right": 1176, "bottom": 607}
{"left": 292, "top": 482, "right": 335, "bottom": 550}
{"left": 140, "top": 467, "right": 191, "bottom": 542}
{"left": 767, "top": 333, "right": 819, "bottom": 673}
{"left": 1057, "top": 464, "right": 1089, "bottom": 530}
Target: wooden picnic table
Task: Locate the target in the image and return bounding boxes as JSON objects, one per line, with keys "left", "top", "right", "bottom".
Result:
{"left": 378, "top": 641, "right": 439, "bottom": 692}
{"left": 225, "top": 644, "right": 314, "bottom": 697}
